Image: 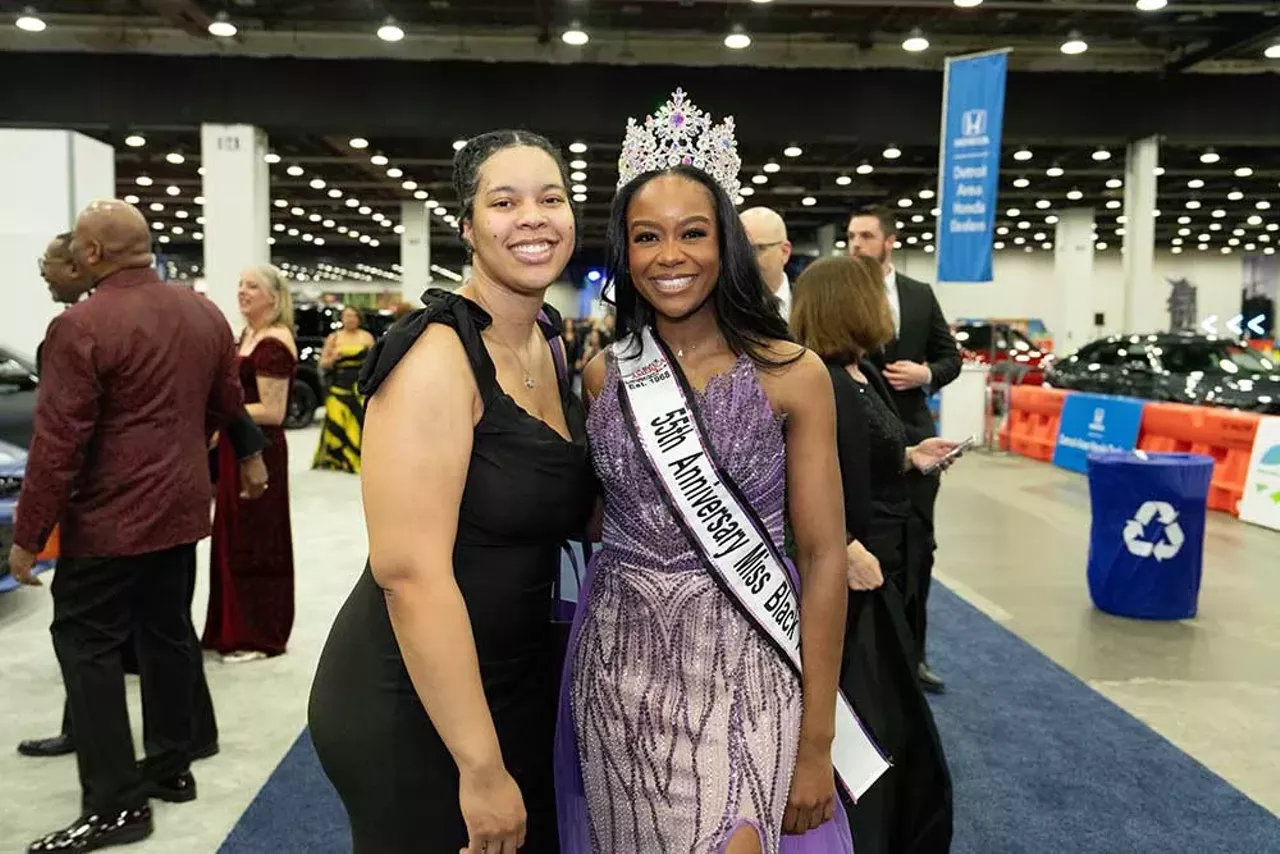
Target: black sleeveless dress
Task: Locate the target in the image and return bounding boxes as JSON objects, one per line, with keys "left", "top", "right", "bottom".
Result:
{"left": 308, "top": 291, "right": 595, "bottom": 853}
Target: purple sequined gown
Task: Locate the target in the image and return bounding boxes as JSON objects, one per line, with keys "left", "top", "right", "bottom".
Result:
{"left": 565, "top": 355, "right": 841, "bottom": 854}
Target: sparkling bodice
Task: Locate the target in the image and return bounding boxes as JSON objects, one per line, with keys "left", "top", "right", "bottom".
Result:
{"left": 587, "top": 352, "right": 786, "bottom": 570}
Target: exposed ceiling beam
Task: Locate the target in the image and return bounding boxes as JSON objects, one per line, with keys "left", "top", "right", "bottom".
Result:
{"left": 1165, "top": 19, "right": 1280, "bottom": 72}
{"left": 132, "top": 0, "right": 214, "bottom": 38}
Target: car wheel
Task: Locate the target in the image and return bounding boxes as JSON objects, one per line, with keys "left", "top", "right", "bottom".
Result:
{"left": 284, "top": 380, "right": 319, "bottom": 429}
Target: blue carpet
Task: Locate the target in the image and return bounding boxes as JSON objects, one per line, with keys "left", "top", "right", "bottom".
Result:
{"left": 219, "top": 585, "right": 1279, "bottom": 853}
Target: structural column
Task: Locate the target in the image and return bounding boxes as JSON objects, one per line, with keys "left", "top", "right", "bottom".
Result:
{"left": 200, "top": 124, "right": 270, "bottom": 325}
{"left": 1054, "top": 208, "right": 1097, "bottom": 354}
{"left": 0, "top": 129, "right": 114, "bottom": 360}
{"left": 400, "top": 200, "right": 431, "bottom": 304}
{"left": 816, "top": 223, "right": 837, "bottom": 257}
{"left": 1122, "top": 135, "right": 1159, "bottom": 334}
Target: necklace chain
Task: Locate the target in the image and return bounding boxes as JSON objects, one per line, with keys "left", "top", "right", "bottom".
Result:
{"left": 488, "top": 330, "right": 537, "bottom": 389}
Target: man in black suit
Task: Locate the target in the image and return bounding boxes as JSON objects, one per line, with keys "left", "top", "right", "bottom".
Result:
{"left": 847, "top": 205, "right": 961, "bottom": 693}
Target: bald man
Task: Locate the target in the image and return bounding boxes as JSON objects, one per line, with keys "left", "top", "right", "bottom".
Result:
{"left": 740, "top": 206, "right": 794, "bottom": 321}
{"left": 12, "top": 200, "right": 258, "bottom": 852}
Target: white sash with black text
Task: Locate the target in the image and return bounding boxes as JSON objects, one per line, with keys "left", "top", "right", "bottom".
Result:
{"left": 614, "top": 327, "right": 890, "bottom": 800}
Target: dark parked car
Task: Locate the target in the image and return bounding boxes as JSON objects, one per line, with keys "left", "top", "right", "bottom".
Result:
{"left": 1045, "top": 332, "right": 1280, "bottom": 415}
{"left": 0, "top": 347, "right": 39, "bottom": 449}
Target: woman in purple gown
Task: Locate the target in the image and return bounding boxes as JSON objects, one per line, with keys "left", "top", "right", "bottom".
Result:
{"left": 556, "top": 91, "right": 855, "bottom": 854}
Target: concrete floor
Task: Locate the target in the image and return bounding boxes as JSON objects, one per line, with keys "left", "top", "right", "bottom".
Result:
{"left": 0, "top": 432, "right": 1276, "bottom": 852}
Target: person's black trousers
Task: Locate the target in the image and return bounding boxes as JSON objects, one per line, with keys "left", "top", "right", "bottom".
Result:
{"left": 57, "top": 558, "right": 218, "bottom": 754}
{"left": 50, "top": 543, "right": 201, "bottom": 814}
{"left": 902, "top": 470, "right": 941, "bottom": 666}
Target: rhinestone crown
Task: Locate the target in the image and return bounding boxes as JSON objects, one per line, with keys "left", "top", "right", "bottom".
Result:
{"left": 616, "top": 88, "right": 742, "bottom": 199}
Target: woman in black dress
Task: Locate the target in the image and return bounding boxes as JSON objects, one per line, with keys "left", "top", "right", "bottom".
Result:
{"left": 792, "top": 255, "right": 957, "bottom": 854}
{"left": 308, "top": 130, "right": 594, "bottom": 853}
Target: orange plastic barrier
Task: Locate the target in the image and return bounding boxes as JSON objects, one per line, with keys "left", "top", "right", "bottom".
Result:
{"left": 1136, "top": 403, "right": 1261, "bottom": 515}
{"left": 1002, "top": 386, "right": 1067, "bottom": 462}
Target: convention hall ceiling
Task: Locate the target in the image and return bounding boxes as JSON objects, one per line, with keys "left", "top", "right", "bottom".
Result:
{"left": 6, "top": 0, "right": 1280, "bottom": 73}
{"left": 91, "top": 126, "right": 1280, "bottom": 273}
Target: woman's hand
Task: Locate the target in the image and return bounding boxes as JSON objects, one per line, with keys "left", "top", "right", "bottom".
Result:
{"left": 906, "top": 437, "right": 962, "bottom": 474}
{"left": 846, "top": 540, "right": 883, "bottom": 591}
{"left": 783, "top": 739, "right": 837, "bottom": 835}
{"left": 458, "top": 764, "right": 527, "bottom": 854}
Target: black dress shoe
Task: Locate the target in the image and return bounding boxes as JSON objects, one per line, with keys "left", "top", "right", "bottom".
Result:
{"left": 28, "top": 805, "right": 153, "bottom": 852}
{"left": 918, "top": 663, "right": 946, "bottom": 694}
{"left": 146, "top": 770, "right": 197, "bottom": 804}
{"left": 17, "top": 734, "right": 75, "bottom": 758}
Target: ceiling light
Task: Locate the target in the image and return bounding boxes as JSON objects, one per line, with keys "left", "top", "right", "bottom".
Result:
{"left": 310, "top": 178, "right": 326, "bottom": 189}
{"left": 1045, "top": 166, "right": 1065, "bottom": 178}
{"left": 902, "top": 28, "right": 929, "bottom": 52}
{"left": 291, "top": 206, "right": 304, "bottom": 216}
{"left": 763, "top": 161, "right": 781, "bottom": 173}
{"left": 1212, "top": 209, "right": 1226, "bottom": 218}
{"left": 264, "top": 152, "right": 281, "bottom": 164}
{"left": 572, "top": 183, "right": 588, "bottom": 194}
{"left": 165, "top": 152, "right": 185, "bottom": 165}
{"left": 724, "top": 25, "right": 751, "bottom": 50}
{"left": 1183, "top": 178, "right": 1205, "bottom": 190}
{"left": 1013, "top": 148, "right": 1033, "bottom": 161}
{"left": 1266, "top": 43, "right": 1280, "bottom": 60}
{"left": 135, "top": 175, "right": 154, "bottom": 187}
{"left": 434, "top": 206, "right": 448, "bottom": 215}
{"left": 1091, "top": 148, "right": 1111, "bottom": 161}
{"left": 1106, "top": 200, "right": 1122, "bottom": 210}
{"left": 1013, "top": 177, "right": 1030, "bottom": 188}
{"left": 1186, "top": 199, "right": 1201, "bottom": 209}
{"left": 1248, "top": 215, "right": 1263, "bottom": 226}
{"left": 883, "top": 145, "right": 902, "bottom": 160}
{"left": 835, "top": 175, "right": 853, "bottom": 186}
{"left": 919, "top": 188, "right": 936, "bottom": 199}
{"left": 1235, "top": 166, "right": 1254, "bottom": 177}
{"left": 783, "top": 146, "right": 803, "bottom": 158}
{"left": 912, "top": 215, "right": 925, "bottom": 223}
{"left": 752, "top": 175, "right": 768, "bottom": 185}
{"left": 1172, "top": 246, "right": 1183, "bottom": 254}
{"left": 377, "top": 17, "right": 404, "bottom": 42}
{"left": 569, "top": 159, "right": 588, "bottom": 171}
{"left": 171, "top": 226, "right": 184, "bottom": 235}
{"left": 157, "top": 235, "right": 170, "bottom": 244}
{"left": 414, "top": 190, "right": 429, "bottom": 200}
{"left": 349, "top": 137, "right": 369, "bottom": 149}
{"left": 208, "top": 12, "right": 236, "bottom": 37}
{"left": 1154, "top": 167, "right": 1165, "bottom": 176}
{"left": 1136, "top": 0, "right": 1168, "bottom": 10}
{"left": 16, "top": 7, "right": 46, "bottom": 32}
{"left": 165, "top": 185, "right": 180, "bottom": 196}
{"left": 326, "top": 188, "right": 342, "bottom": 199}
{"left": 562, "top": 22, "right": 589, "bottom": 46}
{"left": 1007, "top": 208, "right": 1021, "bottom": 217}
{"left": 898, "top": 198, "right": 913, "bottom": 208}
{"left": 1228, "top": 190, "right": 1245, "bottom": 201}
{"left": 124, "top": 194, "right": 140, "bottom": 204}
{"left": 149, "top": 202, "right": 164, "bottom": 212}
{"left": 856, "top": 162, "right": 875, "bottom": 175}
{"left": 124, "top": 134, "right": 146, "bottom": 148}
{"left": 1106, "top": 178, "right": 1123, "bottom": 189}
{"left": 393, "top": 225, "right": 406, "bottom": 235}
{"left": 739, "top": 187, "right": 756, "bottom": 197}
{"left": 1258, "top": 200, "right": 1273, "bottom": 210}
{"left": 801, "top": 196, "right": 817, "bottom": 206}
{"left": 1067, "top": 189, "right": 1084, "bottom": 201}
{"left": 369, "top": 155, "right": 389, "bottom": 168}
{"left": 573, "top": 193, "right": 587, "bottom": 203}
{"left": 309, "top": 213, "right": 322, "bottom": 222}
{"left": 954, "top": 0, "right": 983, "bottom": 6}
{"left": 314, "top": 238, "right": 325, "bottom": 246}
{"left": 323, "top": 219, "right": 335, "bottom": 228}
{"left": 569, "top": 142, "right": 588, "bottom": 155}
{"left": 387, "top": 167, "right": 403, "bottom": 178}
{"left": 1200, "top": 149, "right": 1220, "bottom": 164}
{"left": 151, "top": 221, "right": 164, "bottom": 231}
{"left": 345, "top": 198, "right": 359, "bottom": 208}
{"left": 359, "top": 206, "right": 372, "bottom": 215}
{"left": 287, "top": 165, "right": 304, "bottom": 177}
{"left": 570, "top": 171, "right": 587, "bottom": 182}
{"left": 1060, "top": 31, "right": 1088, "bottom": 55}
{"left": 1096, "top": 242, "right": 1109, "bottom": 250}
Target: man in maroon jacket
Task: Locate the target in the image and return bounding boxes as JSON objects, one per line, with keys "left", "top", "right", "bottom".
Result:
{"left": 8, "top": 200, "right": 256, "bottom": 852}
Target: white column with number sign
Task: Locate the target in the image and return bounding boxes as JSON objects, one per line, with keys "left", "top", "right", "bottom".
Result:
{"left": 200, "top": 124, "right": 270, "bottom": 325}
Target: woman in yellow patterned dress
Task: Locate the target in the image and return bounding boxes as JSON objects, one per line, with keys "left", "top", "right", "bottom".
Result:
{"left": 313, "top": 306, "right": 375, "bottom": 473}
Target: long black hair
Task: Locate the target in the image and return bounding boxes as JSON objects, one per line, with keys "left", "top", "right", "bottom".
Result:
{"left": 605, "top": 165, "right": 798, "bottom": 368}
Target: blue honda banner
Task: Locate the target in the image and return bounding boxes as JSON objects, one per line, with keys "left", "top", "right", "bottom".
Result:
{"left": 1052, "top": 392, "right": 1146, "bottom": 474}
{"left": 936, "top": 50, "right": 1009, "bottom": 283}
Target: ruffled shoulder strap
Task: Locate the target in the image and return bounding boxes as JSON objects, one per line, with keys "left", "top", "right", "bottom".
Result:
{"left": 359, "top": 288, "right": 497, "bottom": 401}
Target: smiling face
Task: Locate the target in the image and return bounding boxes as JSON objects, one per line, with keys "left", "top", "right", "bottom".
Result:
{"left": 238, "top": 269, "right": 276, "bottom": 321}
{"left": 625, "top": 173, "right": 721, "bottom": 322}
{"left": 462, "top": 145, "right": 575, "bottom": 295}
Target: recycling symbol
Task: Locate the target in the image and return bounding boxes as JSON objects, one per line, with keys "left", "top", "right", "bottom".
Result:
{"left": 1123, "top": 501, "right": 1185, "bottom": 562}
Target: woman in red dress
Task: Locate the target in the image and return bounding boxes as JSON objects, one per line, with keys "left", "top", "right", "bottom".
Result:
{"left": 204, "top": 264, "right": 298, "bottom": 663}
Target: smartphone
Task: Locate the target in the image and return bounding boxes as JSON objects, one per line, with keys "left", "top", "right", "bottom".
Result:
{"left": 920, "top": 436, "right": 977, "bottom": 475}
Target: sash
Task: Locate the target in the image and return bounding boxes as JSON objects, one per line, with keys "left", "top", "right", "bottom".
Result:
{"left": 613, "top": 327, "right": 890, "bottom": 801}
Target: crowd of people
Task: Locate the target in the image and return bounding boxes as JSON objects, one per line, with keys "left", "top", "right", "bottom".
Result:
{"left": 9, "top": 89, "right": 964, "bottom": 854}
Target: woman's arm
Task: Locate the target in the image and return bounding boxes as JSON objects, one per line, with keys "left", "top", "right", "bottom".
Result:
{"left": 319, "top": 333, "right": 338, "bottom": 370}
{"left": 776, "top": 349, "right": 849, "bottom": 835}
{"left": 362, "top": 323, "right": 525, "bottom": 850}
{"left": 246, "top": 376, "right": 290, "bottom": 426}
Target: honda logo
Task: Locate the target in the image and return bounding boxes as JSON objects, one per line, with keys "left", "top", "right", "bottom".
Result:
{"left": 961, "top": 109, "right": 987, "bottom": 137}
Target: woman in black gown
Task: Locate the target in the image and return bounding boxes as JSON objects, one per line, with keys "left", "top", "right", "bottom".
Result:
{"left": 308, "top": 131, "right": 594, "bottom": 853}
{"left": 792, "top": 255, "right": 957, "bottom": 854}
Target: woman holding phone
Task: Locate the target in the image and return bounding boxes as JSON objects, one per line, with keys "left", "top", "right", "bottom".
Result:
{"left": 791, "top": 254, "right": 956, "bottom": 854}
